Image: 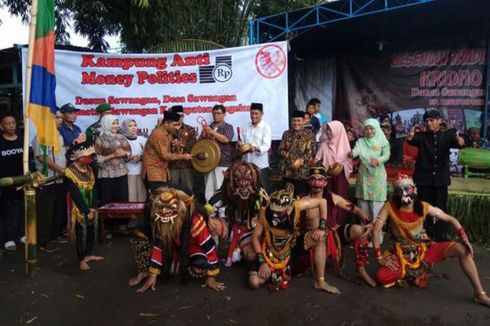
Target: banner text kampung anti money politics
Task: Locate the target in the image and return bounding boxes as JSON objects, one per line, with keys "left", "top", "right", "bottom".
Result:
{"left": 23, "top": 42, "right": 289, "bottom": 140}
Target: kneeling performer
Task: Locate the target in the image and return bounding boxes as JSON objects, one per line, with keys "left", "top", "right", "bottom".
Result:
{"left": 294, "top": 163, "right": 375, "bottom": 289}
{"left": 135, "top": 188, "right": 225, "bottom": 292}
{"left": 373, "top": 174, "right": 490, "bottom": 307}
{"left": 248, "top": 184, "right": 334, "bottom": 292}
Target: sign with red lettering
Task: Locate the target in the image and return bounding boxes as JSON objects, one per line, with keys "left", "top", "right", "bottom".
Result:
{"left": 22, "top": 42, "right": 288, "bottom": 140}
{"left": 335, "top": 48, "right": 486, "bottom": 123}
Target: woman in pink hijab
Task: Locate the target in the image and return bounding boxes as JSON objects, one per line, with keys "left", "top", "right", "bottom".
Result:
{"left": 315, "top": 121, "right": 353, "bottom": 224}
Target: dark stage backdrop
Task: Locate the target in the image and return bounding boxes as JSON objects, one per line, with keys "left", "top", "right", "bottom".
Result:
{"left": 335, "top": 48, "right": 487, "bottom": 135}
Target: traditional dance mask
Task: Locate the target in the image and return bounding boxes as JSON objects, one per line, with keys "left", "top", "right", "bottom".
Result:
{"left": 268, "top": 184, "right": 295, "bottom": 224}
{"left": 151, "top": 189, "right": 190, "bottom": 224}
{"left": 308, "top": 164, "right": 328, "bottom": 193}
{"left": 229, "top": 162, "right": 258, "bottom": 200}
{"left": 394, "top": 174, "right": 416, "bottom": 205}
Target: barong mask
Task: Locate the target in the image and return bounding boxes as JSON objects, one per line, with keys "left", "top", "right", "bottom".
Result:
{"left": 229, "top": 162, "right": 258, "bottom": 200}
{"left": 153, "top": 195, "right": 180, "bottom": 224}
{"left": 150, "top": 189, "right": 194, "bottom": 246}
{"left": 308, "top": 164, "right": 328, "bottom": 194}
{"left": 268, "top": 184, "right": 295, "bottom": 225}
{"left": 394, "top": 174, "right": 416, "bottom": 206}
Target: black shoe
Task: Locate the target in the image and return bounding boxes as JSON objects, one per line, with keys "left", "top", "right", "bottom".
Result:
{"left": 53, "top": 236, "right": 68, "bottom": 244}
{"left": 40, "top": 244, "right": 60, "bottom": 253}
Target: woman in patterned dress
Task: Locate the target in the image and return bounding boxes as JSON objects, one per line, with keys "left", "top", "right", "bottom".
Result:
{"left": 94, "top": 114, "right": 132, "bottom": 206}
{"left": 351, "top": 118, "right": 390, "bottom": 222}
{"left": 95, "top": 115, "right": 132, "bottom": 236}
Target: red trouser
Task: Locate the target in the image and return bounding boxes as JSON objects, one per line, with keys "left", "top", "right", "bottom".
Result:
{"left": 376, "top": 241, "right": 456, "bottom": 287}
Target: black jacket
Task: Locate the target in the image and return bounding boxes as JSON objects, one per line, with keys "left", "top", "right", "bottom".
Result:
{"left": 408, "top": 129, "right": 461, "bottom": 186}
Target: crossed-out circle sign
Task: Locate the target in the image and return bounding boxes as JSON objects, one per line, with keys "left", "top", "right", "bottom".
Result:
{"left": 255, "top": 44, "right": 287, "bottom": 79}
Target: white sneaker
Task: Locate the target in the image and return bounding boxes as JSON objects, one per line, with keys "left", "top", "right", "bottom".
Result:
{"left": 4, "top": 241, "right": 16, "bottom": 251}
{"left": 20, "top": 236, "right": 26, "bottom": 244}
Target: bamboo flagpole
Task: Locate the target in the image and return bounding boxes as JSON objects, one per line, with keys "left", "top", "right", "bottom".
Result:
{"left": 23, "top": 0, "right": 40, "bottom": 277}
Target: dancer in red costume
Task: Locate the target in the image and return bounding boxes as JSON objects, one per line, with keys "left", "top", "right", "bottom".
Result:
{"left": 132, "top": 188, "right": 225, "bottom": 292}
{"left": 293, "top": 163, "right": 375, "bottom": 292}
{"left": 206, "top": 161, "right": 268, "bottom": 267}
{"left": 373, "top": 174, "right": 490, "bottom": 307}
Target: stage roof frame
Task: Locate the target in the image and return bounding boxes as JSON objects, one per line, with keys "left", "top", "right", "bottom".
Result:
{"left": 249, "top": 0, "right": 490, "bottom": 138}
{"left": 249, "top": 0, "right": 437, "bottom": 45}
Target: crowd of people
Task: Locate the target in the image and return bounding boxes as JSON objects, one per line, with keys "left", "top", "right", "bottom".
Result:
{"left": 0, "top": 98, "right": 489, "bottom": 308}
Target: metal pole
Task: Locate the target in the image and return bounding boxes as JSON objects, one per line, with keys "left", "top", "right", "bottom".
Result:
{"left": 248, "top": 19, "right": 254, "bottom": 45}
{"left": 257, "top": 21, "right": 260, "bottom": 44}
{"left": 24, "top": 0, "right": 40, "bottom": 277}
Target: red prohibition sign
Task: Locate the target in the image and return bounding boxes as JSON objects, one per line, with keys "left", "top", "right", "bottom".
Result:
{"left": 255, "top": 44, "right": 287, "bottom": 79}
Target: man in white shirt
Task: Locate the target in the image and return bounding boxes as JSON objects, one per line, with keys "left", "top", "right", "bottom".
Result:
{"left": 237, "top": 103, "right": 272, "bottom": 193}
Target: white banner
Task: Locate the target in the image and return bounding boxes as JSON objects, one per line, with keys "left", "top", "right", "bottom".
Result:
{"left": 23, "top": 42, "right": 289, "bottom": 140}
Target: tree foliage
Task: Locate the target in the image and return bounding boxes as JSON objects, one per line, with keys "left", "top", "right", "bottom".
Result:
{"left": 0, "top": 0, "right": 323, "bottom": 52}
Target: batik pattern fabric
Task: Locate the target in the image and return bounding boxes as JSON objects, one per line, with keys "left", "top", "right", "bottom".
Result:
{"left": 142, "top": 125, "right": 181, "bottom": 182}
{"left": 169, "top": 123, "right": 196, "bottom": 169}
{"left": 147, "top": 213, "right": 219, "bottom": 278}
{"left": 94, "top": 133, "right": 131, "bottom": 178}
{"left": 375, "top": 201, "right": 456, "bottom": 288}
{"left": 354, "top": 160, "right": 389, "bottom": 201}
{"left": 130, "top": 231, "right": 152, "bottom": 273}
{"left": 353, "top": 150, "right": 389, "bottom": 201}
{"left": 278, "top": 129, "right": 316, "bottom": 180}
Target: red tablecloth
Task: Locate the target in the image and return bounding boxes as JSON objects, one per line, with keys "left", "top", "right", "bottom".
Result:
{"left": 98, "top": 202, "right": 145, "bottom": 218}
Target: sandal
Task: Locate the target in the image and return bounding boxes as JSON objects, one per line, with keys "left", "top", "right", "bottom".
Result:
{"left": 4, "top": 241, "right": 16, "bottom": 251}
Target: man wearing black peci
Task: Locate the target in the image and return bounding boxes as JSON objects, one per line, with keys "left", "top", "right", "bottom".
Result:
{"left": 407, "top": 109, "right": 465, "bottom": 241}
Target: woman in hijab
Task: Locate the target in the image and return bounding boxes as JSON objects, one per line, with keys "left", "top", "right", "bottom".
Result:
{"left": 351, "top": 118, "right": 390, "bottom": 222}
{"left": 94, "top": 114, "right": 132, "bottom": 207}
{"left": 315, "top": 120, "right": 353, "bottom": 225}
{"left": 121, "top": 119, "right": 147, "bottom": 202}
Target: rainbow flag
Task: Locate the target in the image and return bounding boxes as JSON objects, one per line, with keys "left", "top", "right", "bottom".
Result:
{"left": 28, "top": 0, "right": 59, "bottom": 153}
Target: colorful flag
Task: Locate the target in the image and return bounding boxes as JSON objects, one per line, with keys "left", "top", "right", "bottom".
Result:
{"left": 28, "top": 0, "right": 59, "bottom": 153}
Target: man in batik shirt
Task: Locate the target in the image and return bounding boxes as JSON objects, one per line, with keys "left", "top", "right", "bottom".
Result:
{"left": 169, "top": 105, "right": 196, "bottom": 195}
{"left": 278, "top": 110, "right": 316, "bottom": 196}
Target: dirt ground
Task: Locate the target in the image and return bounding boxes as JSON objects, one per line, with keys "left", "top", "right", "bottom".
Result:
{"left": 1, "top": 236, "right": 490, "bottom": 326}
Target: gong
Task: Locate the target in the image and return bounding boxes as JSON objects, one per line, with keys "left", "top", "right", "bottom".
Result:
{"left": 190, "top": 139, "right": 221, "bottom": 173}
